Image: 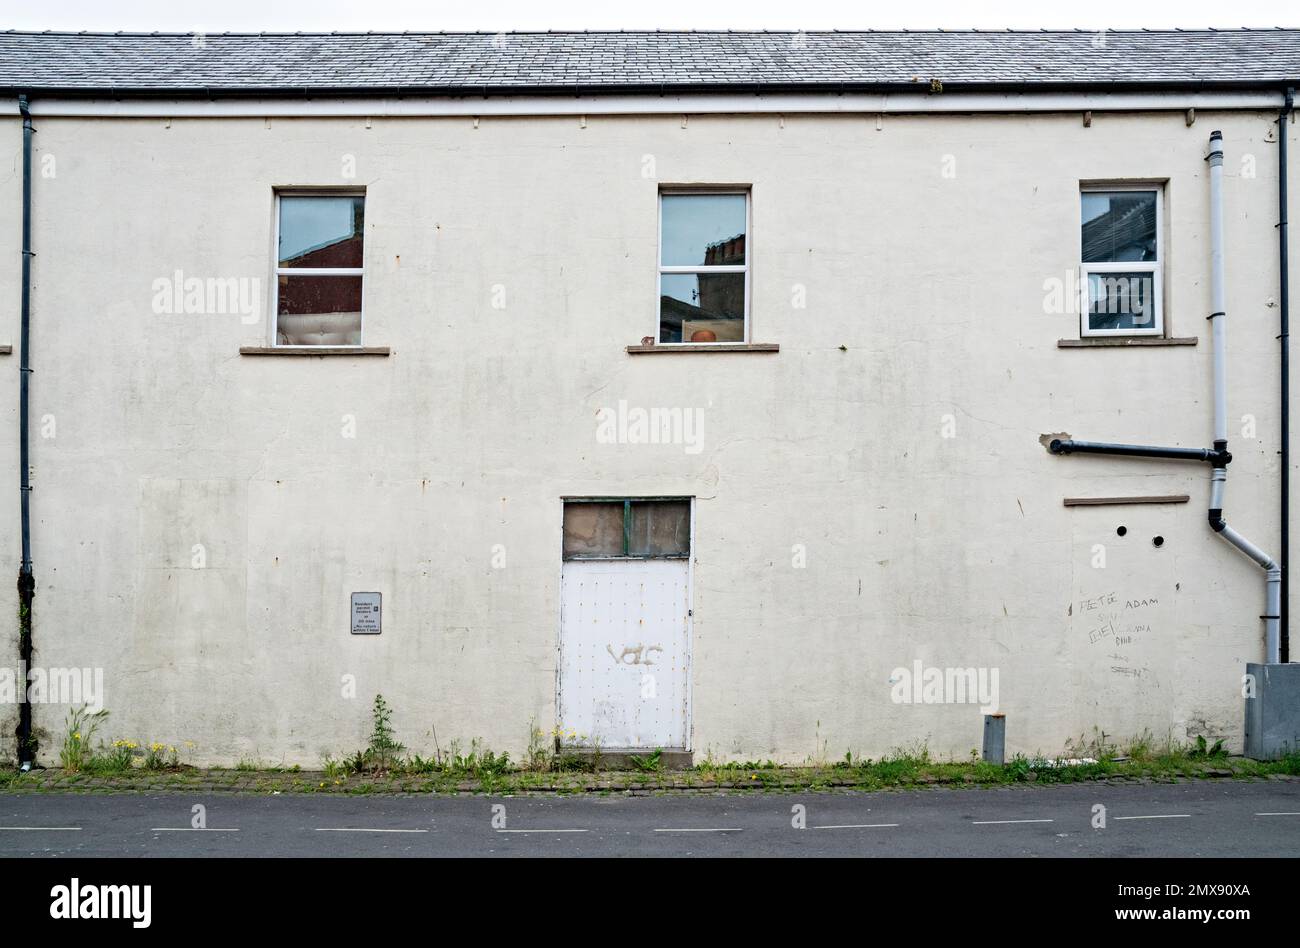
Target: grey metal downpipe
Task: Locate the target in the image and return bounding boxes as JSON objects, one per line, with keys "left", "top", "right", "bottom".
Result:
{"left": 16, "top": 94, "right": 35, "bottom": 767}
{"left": 1279, "top": 87, "right": 1293, "bottom": 664}
{"left": 1206, "top": 130, "right": 1282, "bottom": 664}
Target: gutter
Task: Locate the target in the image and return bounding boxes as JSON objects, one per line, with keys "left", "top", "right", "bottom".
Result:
{"left": 15, "top": 93, "right": 34, "bottom": 766}
{"left": 0, "top": 89, "right": 1288, "bottom": 120}
{"left": 0, "top": 77, "right": 1298, "bottom": 100}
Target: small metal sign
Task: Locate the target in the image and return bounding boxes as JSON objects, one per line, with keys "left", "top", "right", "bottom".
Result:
{"left": 350, "top": 592, "right": 382, "bottom": 635}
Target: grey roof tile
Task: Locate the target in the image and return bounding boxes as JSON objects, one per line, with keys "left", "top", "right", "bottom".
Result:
{"left": 0, "top": 29, "right": 1298, "bottom": 94}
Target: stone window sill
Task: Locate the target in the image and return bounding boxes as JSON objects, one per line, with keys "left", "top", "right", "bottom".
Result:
{"left": 1057, "top": 337, "right": 1197, "bottom": 348}
{"left": 240, "top": 346, "right": 391, "bottom": 357}
{"left": 626, "top": 342, "right": 779, "bottom": 354}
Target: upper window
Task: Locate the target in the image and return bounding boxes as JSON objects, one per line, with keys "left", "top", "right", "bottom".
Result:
{"left": 658, "top": 190, "right": 749, "bottom": 344}
{"left": 1080, "top": 186, "right": 1162, "bottom": 337}
{"left": 274, "top": 193, "right": 365, "bottom": 346}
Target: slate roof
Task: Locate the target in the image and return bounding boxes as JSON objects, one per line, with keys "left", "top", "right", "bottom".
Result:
{"left": 2, "top": 29, "right": 1299, "bottom": 96}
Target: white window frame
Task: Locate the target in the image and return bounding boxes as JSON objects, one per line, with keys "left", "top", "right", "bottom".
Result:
{"left": 271, "top": 189, "right": 367, "bottom": 348}
{"left": 657, "top": 187, "right": 751, "bottom": 345}
{"left": 1079, "top": 183, "right": 1164, "bottom": 338}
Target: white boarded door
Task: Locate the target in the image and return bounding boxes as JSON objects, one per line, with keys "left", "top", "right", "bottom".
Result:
{"left": 559, "top": 558, "right": 690, "bottom": 749}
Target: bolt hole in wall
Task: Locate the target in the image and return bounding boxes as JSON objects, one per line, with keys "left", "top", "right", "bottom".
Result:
{"left": 1117, "top": 525, "right": 1128, "bottom": 536}
{"left": 1153, "top": 536, "right": 1165, "bottom": 548}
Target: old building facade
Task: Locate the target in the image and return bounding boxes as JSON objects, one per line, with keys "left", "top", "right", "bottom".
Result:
{"left": 2, "top": 30, "right": 1298, "bottom": 766}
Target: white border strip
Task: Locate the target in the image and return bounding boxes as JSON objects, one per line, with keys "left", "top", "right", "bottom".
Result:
{"left": 0, "top": 91, "right": 1284, "bottom": 119}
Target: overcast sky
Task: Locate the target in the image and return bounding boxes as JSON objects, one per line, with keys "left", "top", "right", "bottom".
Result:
{"left": 4, "top": 0, "right": 1298, "bottom": 32}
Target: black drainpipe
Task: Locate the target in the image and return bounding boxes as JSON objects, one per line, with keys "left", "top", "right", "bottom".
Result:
{"left": 1280, "top": 86, "right": 1294, "bottom": 665}
{"left": 16, "top": 94, "right": 35, "bottom": 766}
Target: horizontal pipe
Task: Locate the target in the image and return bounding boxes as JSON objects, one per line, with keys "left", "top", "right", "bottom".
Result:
{"left": 1049, "top": 439, "right": 1229, "bottom": 464}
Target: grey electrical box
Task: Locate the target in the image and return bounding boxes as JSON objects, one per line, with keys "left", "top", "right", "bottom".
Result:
{"left": 982, "top": 713, "right": 1006, "bottom": 765}
{"left": 1244, "top": 662, "right": 1300, "bottom": 759}
{"left": 350, "top": 592, "right": 382, "bottom": 635}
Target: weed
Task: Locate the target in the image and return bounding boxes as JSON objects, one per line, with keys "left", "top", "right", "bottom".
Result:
{"left": 86, "top": 740, "right": 136, "bottom": 774}
{"left": 553, "top": 752, "right": 595, "bottom": 772}
{"left": 1005, "top": 755, "right": 1032, "bottom": 780}
{"left": 365, "top": 694, "right": 405, "bottom": 773}
{"left": 1065, "top": 727, "right": 1118, "bottom": 761}
{"left": 524, "top": 718, "right": 553, "bottom": 773}
{"left": 143, "top": 743, "right": 176, "bottom": 771}
{"left": 1123, "top": 728, "right": 1157, "bottom": 762}
{"left": 404, "top": 754, "right": 440, "bottom": 774}
{"left": 59, "top": 706, "right": 108, "bottom": 773}
{"left": 1187, "top": 734, "right": 1227, "bottom": 760}
{"left": 807, "top": 720, "right": 829, "bottom": 768}
{"left": 342, "top": 749, "right": 367, "bottom": 775}
{"left": 629, "top": 748, "right": 663, "bottom": 773}
{"left": 441, "top": 739, "right": 510, "bottom": 777}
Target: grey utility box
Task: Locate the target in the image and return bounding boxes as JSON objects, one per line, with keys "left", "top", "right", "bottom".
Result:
{"left": 1244, "top": 663, "right": 1300, "bottom": 760}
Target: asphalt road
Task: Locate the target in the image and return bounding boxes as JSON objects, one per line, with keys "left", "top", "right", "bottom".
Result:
{"left": 1, "top": 780, "right": 1297, "bottom": 857}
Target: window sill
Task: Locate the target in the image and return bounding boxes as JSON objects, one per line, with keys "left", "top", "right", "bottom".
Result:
{"left": 1063, "top": 494, "right": 1191, "bottom": 507}
{"left": 1057, "top": 337, "right": 1197, "bottom": 348}
{"left": 240, "top": 346, "right": 391, "bottom": 357}
{"left": 626, "top": 342, "right": 779, "bottom": 354}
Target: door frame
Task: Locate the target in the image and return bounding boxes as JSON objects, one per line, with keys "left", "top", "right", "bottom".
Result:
{"left": 555, "top": 496, "right": 695, "bottom": 751}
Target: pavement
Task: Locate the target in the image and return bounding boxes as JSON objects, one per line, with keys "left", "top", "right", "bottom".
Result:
{"left": 1, "top": 779, "right": 1298, "bottom": 857}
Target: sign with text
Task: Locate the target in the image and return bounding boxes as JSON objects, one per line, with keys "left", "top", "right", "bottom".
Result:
{"left": 350, "top": 592, "right": 382, "bottom": 635}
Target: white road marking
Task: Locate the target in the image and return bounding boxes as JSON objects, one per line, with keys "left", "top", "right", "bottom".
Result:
{"left": 495, "top": 829, "right": 588, "bottom": 834}
{"left": 150, "top": 827, "right": 240, "bottom": 832}
{"left": 315, "top": 828, "right": 429, "bottom": 833}
{"left": 654, "top": 827, "right": 743, "bottom": 833}
{"left": 971, "top": 819, "right": 1054, "bottom": 825}
{"left": 813, "top": 823, "right": 899, "bottom": 830}
{"left": 0, "top": 826, "right": 82, "bottom": 831}
{"left": 1255, "top": 812, "right": 1300, "bottom": 817}
{"left": 1114, "top": 814, "right": 1191, "bottom": 821}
